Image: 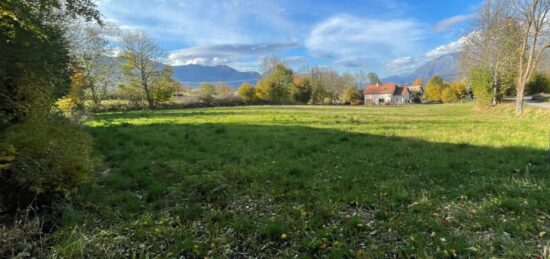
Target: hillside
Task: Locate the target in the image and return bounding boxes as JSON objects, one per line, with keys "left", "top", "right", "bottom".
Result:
{"left": 172, "top": 64, "right": 261, "bottom": 87}
{"left": 383, "top": 52, "right": 459, "bottom": 84}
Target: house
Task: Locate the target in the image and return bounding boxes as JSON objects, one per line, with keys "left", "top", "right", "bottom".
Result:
{"left": 363, "top": 83, "right": 410, "bottom": 105}
{"left": 404, "top": 85, "right": 424, "bottom": 102}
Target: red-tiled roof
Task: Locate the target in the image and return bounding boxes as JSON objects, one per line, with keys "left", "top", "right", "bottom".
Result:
{"left": 363, "top": 83, "right": 409, "bottom": 96}
{"left": 363, "top": 83, "right": 397, "bottom": 94}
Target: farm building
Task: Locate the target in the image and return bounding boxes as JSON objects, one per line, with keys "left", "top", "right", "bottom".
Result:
{"left": 364, "top": 83, "right": 410, "bottom": 105}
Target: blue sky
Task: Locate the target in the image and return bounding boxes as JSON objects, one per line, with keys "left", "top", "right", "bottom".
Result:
{"left": 99, "top": 0, "right": 481, "bottom": 76}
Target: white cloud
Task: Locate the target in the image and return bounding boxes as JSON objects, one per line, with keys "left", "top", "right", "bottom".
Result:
{"left": 425, "top": 36, "right": 467, "bottom": 58}
{"left": 433, "top": 14, "right": 473, "bottom": 32}
{"left": 168, "top": 42, "right": 298, "bottom": 66}
{"left": 387, "top": 36, "right": 467, "bottom": 74}
{"left": 305, "top": 15, "right": 426, "bottom": 60}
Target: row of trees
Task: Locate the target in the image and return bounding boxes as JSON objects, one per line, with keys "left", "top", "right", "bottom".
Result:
{"left": 461, "top": 0, "right": 550, "bottom": 113}
{"left": 232, "top": 61, "right": 367, "bottom": 105}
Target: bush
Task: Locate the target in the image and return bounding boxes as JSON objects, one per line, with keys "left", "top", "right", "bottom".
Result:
{"left": 469, "top": 67, "right": 493, "bottom": 106}
{"left": 442, "top": 81, "right": 468, "bottom": 103}
{"left": 0, "top": 118, "right": 96, "bottom": 211}
{"left": 527, "top": 72, "right": 550, "bottom": 95}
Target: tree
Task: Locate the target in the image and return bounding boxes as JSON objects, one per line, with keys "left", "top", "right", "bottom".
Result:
{"left": 513, "top": 0, "right": 550, "bottom": 113}
{"left": 66, "top": 22, "right": 119, "bottom": 110}
{"left": 120, "top": 31, "right": 165, "bottom": 109}
{"left": 199, "top": 83, "right": 215, "bottom": 104}
{"left": 461, "top": 0, "right": 521, "bottom": 107}
{"left": 255, "top": 64, "right": 294, "bottom": 104}
{"left": 152, "top": 66, "right": 179, "bottom": 106}
{"left": 237, "top": 83, "right": 256, "bottom": 103}
{"left": 367, "top": 72, "right": 382, "bottom": 84}
{"left": 260, "top": 55, "right": 286, "bottom": 76}
{"left": 215, "top": 83, "right": 233, "bottom": 99}
{"left": 413, "top": 78, "right": 423, "bottom": 86}
{"left": 424, "top": 76, "right": 449, "bottom": 102}
{"left": 339, "top": 86, "right": 361, "bottom": 104}
{"left": 354, "top": 70, "right": 369, "bottom": 88}
{"left": 442, "top": 81, "right": 468, "bottom": 103}
{"left": 469, "top": 67, "right": 494, "bottom": 106}
{"left": 292, "top": 76, "right": 313, "bottom": 104}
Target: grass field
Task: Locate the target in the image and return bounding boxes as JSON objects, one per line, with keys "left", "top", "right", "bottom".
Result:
{"left": 53, "top": 104, "right": 550, "bottom": 258}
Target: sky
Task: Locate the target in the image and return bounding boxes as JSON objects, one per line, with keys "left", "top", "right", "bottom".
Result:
{"left": 98, "top": 0, "right": 481, "bottom": 76}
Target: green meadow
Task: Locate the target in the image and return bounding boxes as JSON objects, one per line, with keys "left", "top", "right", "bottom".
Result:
{"left": 54, "top": 104, "right": 550, "bottom": 257}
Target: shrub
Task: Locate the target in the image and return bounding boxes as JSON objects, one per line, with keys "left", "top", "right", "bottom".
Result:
{"left": 469, "top": 67, "right": 493, "bottom": 106}
{"left": 527, "top": 72, "right": 550, "bottom": 95}
{"left": 0, "top": 118, "right": 96, "bottom": 211}
{"left": 237, "top": 83, "right": 256, "bottom": 103}
{"left": 442, "top": 81, "right": 468, "bottom": 103}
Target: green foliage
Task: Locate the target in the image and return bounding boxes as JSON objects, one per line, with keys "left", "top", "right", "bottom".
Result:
{"left": 255, "top": 64, "right": 294, "bottom": 104}
{"left": 442, "top": 81, "right": 468, "bottom": 103}
{"left": 469, "top": 67, "right": 493, "bottom": 106}
{"left": 0, "top": 3, "right": 71, "bottom": 130}
{"left": 0, "top": 118, "right": 95, "bottom": 210}
{"left": 527, "top": 72, "right": 550, "bottom": 95}
{"left": 292, "top": 77, "right": 313, "bottom": 104}
{"left": 237, "top": 83, "right": 256, "bottom": 103}
{"left": 424, "top": 76, "right": 449, "bottom": 102}
{"left": 152, "top": 66, "right": 179, "bottom": 106}
{"left": 339, "top": 86, "right": 361, "bottom": 104}
{"left": 199, "top": 83, "right": 215, "bottom": 104}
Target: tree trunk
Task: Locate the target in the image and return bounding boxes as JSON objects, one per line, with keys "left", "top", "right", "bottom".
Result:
{"left": 143, "top": 82, "right": 155, "bottom": 109}
{"left": 516, "top": 77, "right": 526, "bottom": 114}
{"left": 492, "top": 84, "right": 498, "bottom": 106}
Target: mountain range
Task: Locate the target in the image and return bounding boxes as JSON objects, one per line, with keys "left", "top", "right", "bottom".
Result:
{"left": 172, "top": 64, "right": 260, "bottom": 88}
{"left": 382, "top": 52, "right": 459, "bottom": 85}
{"left": 171, "top": 53, "right": 460, "bottom": 88}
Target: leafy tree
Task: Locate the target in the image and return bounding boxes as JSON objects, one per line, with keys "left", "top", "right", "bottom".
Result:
{"left": 152, "top": 66, "right": 179, "bottom": 106}
{"left": 413, "top": 78, "right": 423, "bottom": 86}
{"left": 424, "top": 76, "right": 449, "bottom": 102}
{"left": 199, "top": 83, "right": 215, "bottom": 104}
{"left": 367, "top": 72, "right": 382, "bottom": 84}
{"left": 292, "top": 76, "right": 312, "bottom": 104}
{"left": 255, "top": 64, "right": 293, "bottom": 104}
{"left": 120, "top": 31, "right": 165, "bottom": 109}
{"left": 339, "top": 86, "right": 361, "bottom": 104}
{"left": 237, "top": 83, "right": 256, "bottom": 103}
{"left": 469, "top": 67, "right": 493, "bottom": 106}
{"left": 527, "top": 72, "right": 550, "bottom": 94}
{"left": 0, "top": 0, "right": 100, "bottom": 211}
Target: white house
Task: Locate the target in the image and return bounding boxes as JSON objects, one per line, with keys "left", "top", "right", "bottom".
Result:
{"left": 364, "top": 83, "right": 410, "bottom": 105}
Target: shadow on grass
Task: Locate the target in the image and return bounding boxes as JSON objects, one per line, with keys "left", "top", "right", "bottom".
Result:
{"left": 57, "top": 122, "right": 550, "bottom": 258}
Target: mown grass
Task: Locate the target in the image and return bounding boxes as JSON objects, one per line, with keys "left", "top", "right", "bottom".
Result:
{"left": 53, "top": 104, "right": 550, "bottom": 258}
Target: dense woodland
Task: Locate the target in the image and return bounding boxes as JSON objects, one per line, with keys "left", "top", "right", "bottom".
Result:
{"left": 1, "top": 0, "right": 550, "bottom": 257}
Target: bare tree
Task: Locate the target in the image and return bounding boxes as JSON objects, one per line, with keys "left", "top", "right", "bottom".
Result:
{"left": 67, "top": 22, "right": 120, "bottom": 108}
{"left": 461, "top": 0, "right": 521, "bottom": 106}
{"left": 513, "top": 0, "right": 550, "bottom": 114}
{"left": 354, "top": 70, "right": 369, "bottom": 89}
{"left": 260, "top": 55, "right": 286, "bottom": 76}
{"left": 120, "top": 31, "right": 165, "bottom": 109}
